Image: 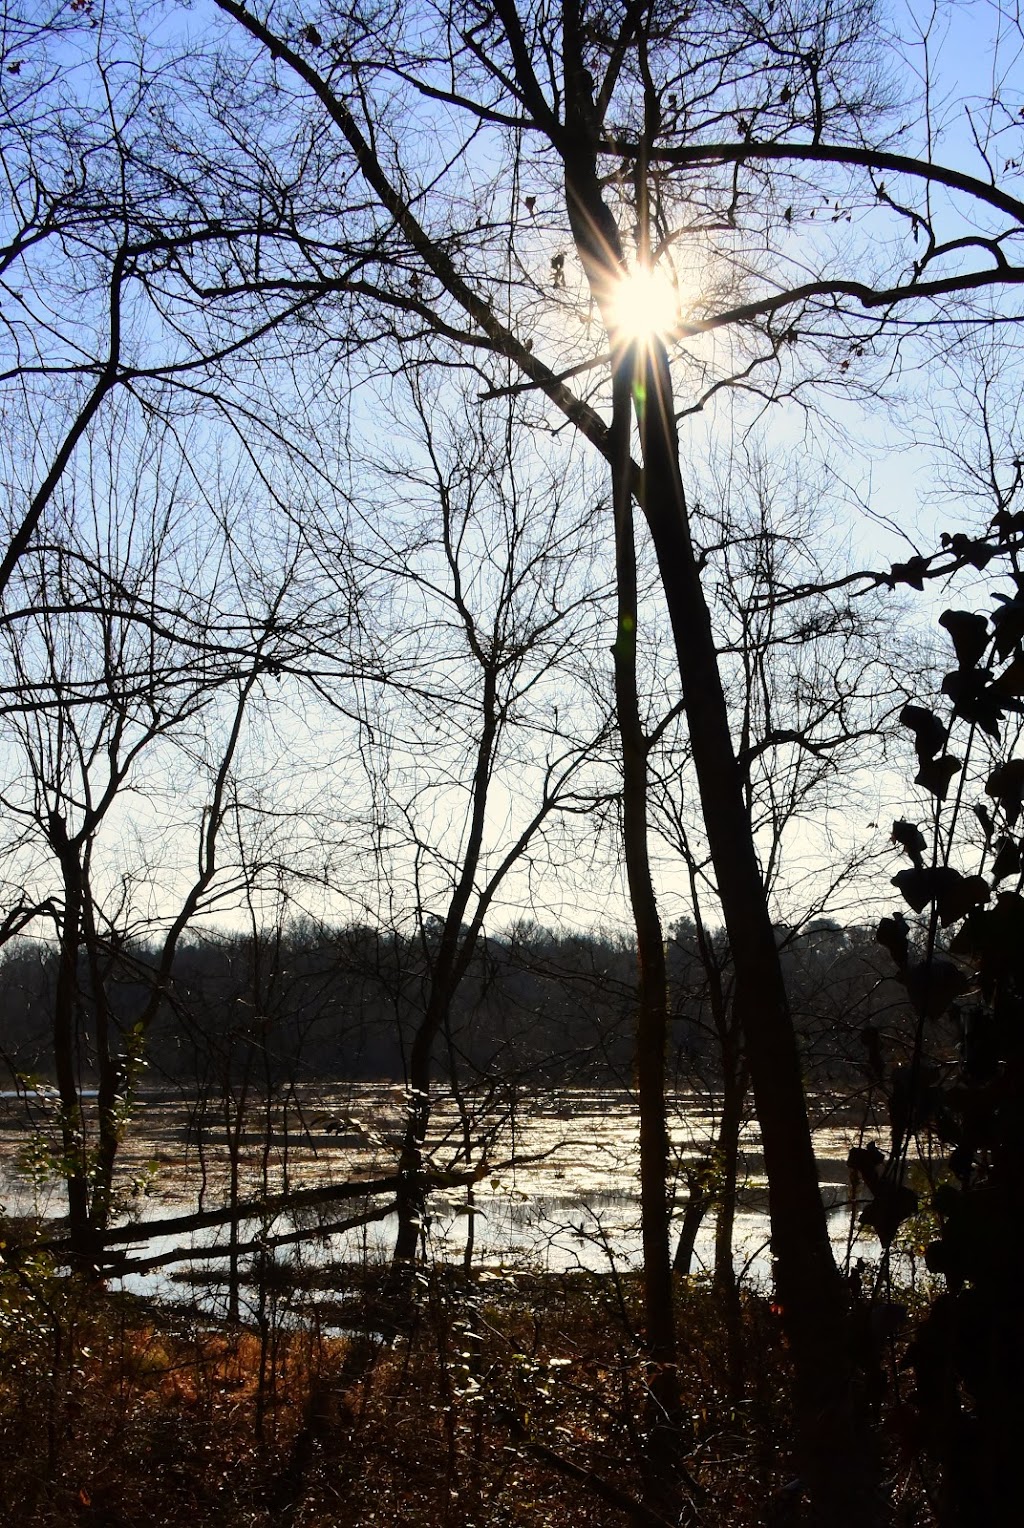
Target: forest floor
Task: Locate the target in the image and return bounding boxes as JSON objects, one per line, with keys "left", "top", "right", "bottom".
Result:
{"left": 0, "top": 1253, "right": 925, "bottom": 1527}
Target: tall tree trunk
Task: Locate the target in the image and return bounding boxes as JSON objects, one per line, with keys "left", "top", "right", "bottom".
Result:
{"left": 224, "top": 1042, "right": 255, "bottom": 1325}
{"left": 390, "top": 928, "right": 474, "bottom": 1268}
{"left": 713, "top": 1054, "right": 747, "bottom": 1399}
{"left": 82, "top": 894, "right": 122, "bottom": 1240}
{"left": 48, "top": 814, "right": 92, "bottom": 1268}
{"left": 635, "top": 343, "right": 879, "bottom": 1522}
{"left": 560, "top": 41, "right": 881, "bottom": 1521}
{"left": 673, "top": 1170, "right": 711, "bottom": 1276}
{"left": 713, "top": 1055, "right": 746, "bottom": 1299}
{"left": 684, "top": 858, "right": 745, "bottom": 1296}
{"left": 610, "top": 370, "right": 679, "bottom": 1429}
{"left": 392, "top": 1016, "right": 438, "bottom": 1265}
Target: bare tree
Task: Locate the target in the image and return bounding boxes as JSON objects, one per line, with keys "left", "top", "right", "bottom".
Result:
{"left": 0, "top": 0, "right": 387, "bottom": 604}
{"left": 0, "top": 414, "right": 350, "bottom": 1265}
{"left": 330, "top": 377, "right": 612, "bottom": 1267}
{"left": 6, "top": 0, "right": 1024, "bottom": 1513}
{"left": 203, "top": 3, "right": 1024, "bottom": 1513}
{"left": 649, "top": 455, "right": 903, "bottom": 1259}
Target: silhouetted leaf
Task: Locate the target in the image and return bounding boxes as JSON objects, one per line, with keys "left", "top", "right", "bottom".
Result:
{"left": 848, "top": 1141, "right": 887, "bottom": 1188}
{"left": 990, "top": 506, "right": 1024, "bottom": 539}
{"left": 900, "top": 703, "right": 946, "bottom": 762}
{"left": 861, "top": 1024, "right": 885, "bottom": 1082}
{"left": 941, "top": 669, "right": 1009, "bottom": 739}
{"left": 938, "top": 870, "right": 990, "bottom": 926}
{"left": 848, "top": 1142, "right": 920, "bottom": 1247}
{"left": 991, "top": 836, "right": 1022, "bottom": 883}
{"left": 892, "top": 819, "right": 927, "bottom": 868}
{"left": 860, "top": 1184, "right": 920, "bottom": 1247}
{"left": 927, "top": 1183, "right": 1011, "bottom": 1290}
{"left": 904, "top": 959, "right": 968, "bottom": 1018}
{"left": 973, "top": 803, "right": 994, "bottom": 842}
{"left": 890, "top": 556, "right": 928, "bottom": 590}
{"left": 889, "top": 1061, "right": 939, "bottom": 1140}
{"left": 959, "top": 1006, "right": 1001, "bottom": 1081}
{"left": 924, "top": 1235, "right": 966, "bottom": 1287}
{"left": 991, "top": 653, "right": 1024, "bottom": 696}
{"left": 892, "top": 868, "right": 933, "bottom": 912}
{"left": 890, "top": 865, "right": 986, "bottom": 921}
{"left": 951, "top": 892, "right": 1024, "bottom": 989}
{"left": 941, "top": 531, "right": 995, "bottom": 570}
{"left": 939, "top": 609, "right": 990, "bottom": 670}
{"left": 915, "top": 753, "right": 961, "bottom": 799}
{"left": 991, "top": 592, "right": 1024, "bottom": 659}
{"left": 986, "top": 758, "right": 1024, "bottom": 825}
{"left": 877, "top": 911, "right": 910, "bottom": 970}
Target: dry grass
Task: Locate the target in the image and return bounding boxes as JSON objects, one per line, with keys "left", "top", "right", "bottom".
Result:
{"left": 0, "top": 1256, "right": 919, "bottom": 1527}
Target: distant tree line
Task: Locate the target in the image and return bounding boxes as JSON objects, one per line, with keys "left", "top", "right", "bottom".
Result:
{"left": 0, "top": 915, "right": 915, "bottom": 1096}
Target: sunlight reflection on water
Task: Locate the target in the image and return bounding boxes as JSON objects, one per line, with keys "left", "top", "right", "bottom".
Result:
{"left": 1, "top": 1084, "right": 880, "bottom": 1315}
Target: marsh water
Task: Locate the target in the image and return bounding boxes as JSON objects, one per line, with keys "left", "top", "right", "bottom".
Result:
{"left": 0, "top": 1084, "right": 880, "bottom": 1317}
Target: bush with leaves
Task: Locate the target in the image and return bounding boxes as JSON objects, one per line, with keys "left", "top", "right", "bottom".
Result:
{"left": 869, "top": 511, "right": 1024, "bottom": 1526}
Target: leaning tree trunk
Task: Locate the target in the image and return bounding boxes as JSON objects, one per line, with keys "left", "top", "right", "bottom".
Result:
{"left": 636, "top": 341, "right": 879, "bottom": 1522}
{"left": 609, "top": 370, "right": 680, "bottom": 1435}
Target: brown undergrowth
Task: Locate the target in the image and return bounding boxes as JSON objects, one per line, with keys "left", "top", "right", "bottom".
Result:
{"left": 0, "top": 1250, "right": 907, "bottom": 1527}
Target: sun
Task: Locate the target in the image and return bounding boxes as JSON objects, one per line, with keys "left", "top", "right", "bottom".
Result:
{"left": 605, "top": 264, "right": 678, "bottom": 344}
